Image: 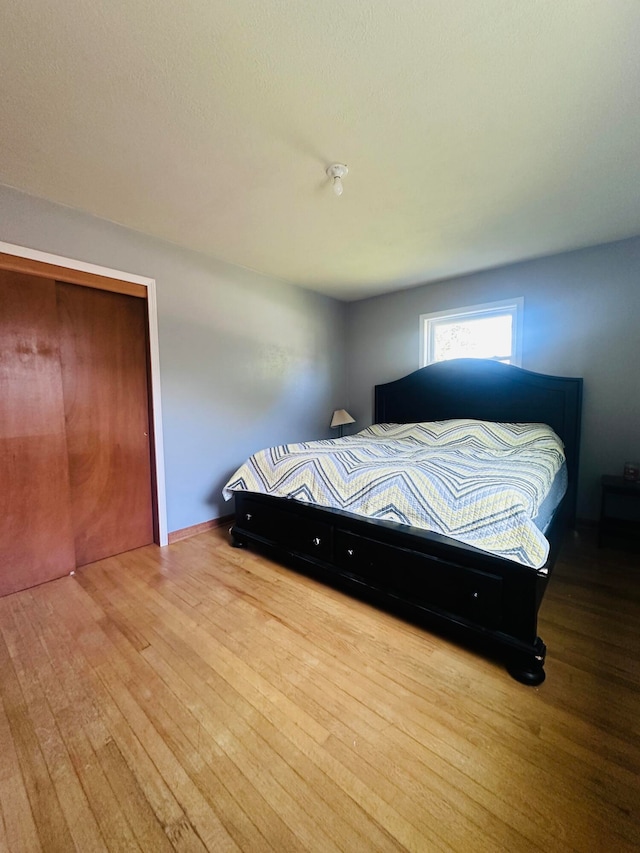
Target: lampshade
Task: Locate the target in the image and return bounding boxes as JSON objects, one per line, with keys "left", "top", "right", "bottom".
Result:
{"left": 330, "top": 409, "right": 355, "bottom": 428}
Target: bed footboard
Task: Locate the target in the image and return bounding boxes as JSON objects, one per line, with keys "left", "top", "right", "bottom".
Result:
{"left": 231, "top": 491, "right": 554, "bottom": 685}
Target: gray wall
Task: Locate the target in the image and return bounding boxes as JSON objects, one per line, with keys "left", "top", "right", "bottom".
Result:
{"left": 4, "top": 179, "right": 638, "bottom": 526}
{"left": 0, "top": 185, "right": 348, "bottom": 532}
{"left": 346, "top": 237, "right": 640, "bottom": 520}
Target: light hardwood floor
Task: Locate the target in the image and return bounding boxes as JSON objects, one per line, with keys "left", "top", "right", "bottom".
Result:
{"left": 0, "top": 526, "right": 638, "bottom": 852}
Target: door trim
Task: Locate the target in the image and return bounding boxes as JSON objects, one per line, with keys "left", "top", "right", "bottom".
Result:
{"left": 0, "top": 240, "right": 168, "bottom": 546}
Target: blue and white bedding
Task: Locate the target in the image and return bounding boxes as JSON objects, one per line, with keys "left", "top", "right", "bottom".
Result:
{"left": 223, "top": 419, "right": 567, "bottom": 569}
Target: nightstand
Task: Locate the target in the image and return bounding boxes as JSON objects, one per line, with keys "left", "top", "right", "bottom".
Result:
{"left": 599, "top": 475, "right": 640, "bottom": 551}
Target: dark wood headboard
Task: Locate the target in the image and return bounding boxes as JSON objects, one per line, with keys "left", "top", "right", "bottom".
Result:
{"left": 374, "top": 359, "right": 583, "bottom": 518}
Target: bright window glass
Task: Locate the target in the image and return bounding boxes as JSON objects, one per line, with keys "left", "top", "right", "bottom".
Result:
{"left": 420, "top": 299, "right": 523, "bottom": 367}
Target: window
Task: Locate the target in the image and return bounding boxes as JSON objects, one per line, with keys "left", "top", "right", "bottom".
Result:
{"left": 420, "top": 298, "right": 523, "bottom": 367}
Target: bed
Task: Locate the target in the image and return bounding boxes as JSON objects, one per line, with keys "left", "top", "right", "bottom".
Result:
{"left": 226, "top": 359, "right": 583, "bottom": 685}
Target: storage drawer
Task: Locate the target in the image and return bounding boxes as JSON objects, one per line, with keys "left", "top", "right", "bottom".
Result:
{"left": 236, "top": 497, "right": 333, "bottom": 561}
{"left": 335, "top": 530, "right": 503, "bottom": 628}
{"left": 289, "top": 516, "right": 333, "bottom": 561}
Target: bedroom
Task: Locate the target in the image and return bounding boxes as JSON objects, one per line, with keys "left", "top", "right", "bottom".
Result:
{"left": 1, "top": 2, "right": 639, "bottom": 851}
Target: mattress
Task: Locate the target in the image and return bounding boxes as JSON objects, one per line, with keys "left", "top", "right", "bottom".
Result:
{"left": 534, "top": 462, "right": 568, "bottom": 533}
{"left": 223, "top": 419, "right": 567, "bottom": 569}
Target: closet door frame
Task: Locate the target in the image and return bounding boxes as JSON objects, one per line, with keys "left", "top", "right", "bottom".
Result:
{"left": 0, "top": 241, "right": 168, "bottom": 547}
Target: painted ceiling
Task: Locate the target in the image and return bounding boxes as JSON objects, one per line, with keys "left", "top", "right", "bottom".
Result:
{"left": 1, "top": 1, "right": 639, "bottom": 299}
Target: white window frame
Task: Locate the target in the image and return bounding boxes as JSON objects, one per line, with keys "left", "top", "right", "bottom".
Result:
{"left": 419, "top": 297, "right": 523, "bottom": 368}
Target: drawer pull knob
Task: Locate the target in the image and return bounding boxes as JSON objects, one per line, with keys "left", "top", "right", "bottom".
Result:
{"left": 245, "top": 513, "right": 252, "bottom": 521}
{"left": 347, "top": 548, "right": 354, "bottom": 556}
{"left": 312, "top": 537, "right": 321, "bottom": 546}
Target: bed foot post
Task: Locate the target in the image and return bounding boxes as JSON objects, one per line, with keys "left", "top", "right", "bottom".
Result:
{"left": 229, "top": 528, "right": 246, "bottom": 549}
{"left": 506, "top": 639, "right": 546, "bottom": 686}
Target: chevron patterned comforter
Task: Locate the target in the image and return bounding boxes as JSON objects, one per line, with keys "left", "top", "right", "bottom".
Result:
{"left": 223, "top": 419, "right": 567, "bottom": 568}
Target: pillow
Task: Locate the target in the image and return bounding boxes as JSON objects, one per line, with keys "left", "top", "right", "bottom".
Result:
{"left": 357, "top": 419, "right": 564, "bottom": 454}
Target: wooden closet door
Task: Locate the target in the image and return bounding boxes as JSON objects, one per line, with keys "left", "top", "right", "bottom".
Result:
{"left": 56, "top": 283, "right": 154, "bottom": 566}
{"left": 0, "top": 270, "right": 76, "bottom": 595}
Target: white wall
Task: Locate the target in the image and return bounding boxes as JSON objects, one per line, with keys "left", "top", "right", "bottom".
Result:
{"left": 0, "top": 185, "right": 348, "bottom": 531}
{"left": 346, "top": 237, "right": 640, "bottom": 520}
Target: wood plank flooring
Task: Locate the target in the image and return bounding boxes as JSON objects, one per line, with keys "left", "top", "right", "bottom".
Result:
{"left": 0, "top": 526, "right": 638, "bottom": 852}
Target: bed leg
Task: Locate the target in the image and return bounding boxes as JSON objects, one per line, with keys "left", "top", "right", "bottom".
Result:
{"left": 229, "top": 528, "right": 246, "bottom": 548}
{"left": 506, "top": 638, "right": 546, "bottom": 686}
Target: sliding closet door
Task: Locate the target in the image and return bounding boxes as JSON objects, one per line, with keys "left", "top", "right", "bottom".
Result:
{"left": 56, "top": 283, "right": 154, "bottom": 566}
{"left": 0, "top": 270, "right": 76, "bottom": 595}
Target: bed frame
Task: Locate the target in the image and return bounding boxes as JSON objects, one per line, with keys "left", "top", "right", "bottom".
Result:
{"left": 230, "top": 359, "right": 583, "bottom": 685}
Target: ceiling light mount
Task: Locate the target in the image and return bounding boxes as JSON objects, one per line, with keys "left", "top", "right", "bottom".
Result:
{"left": 326, "top": 163, "right": 348, "bottom": 197}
